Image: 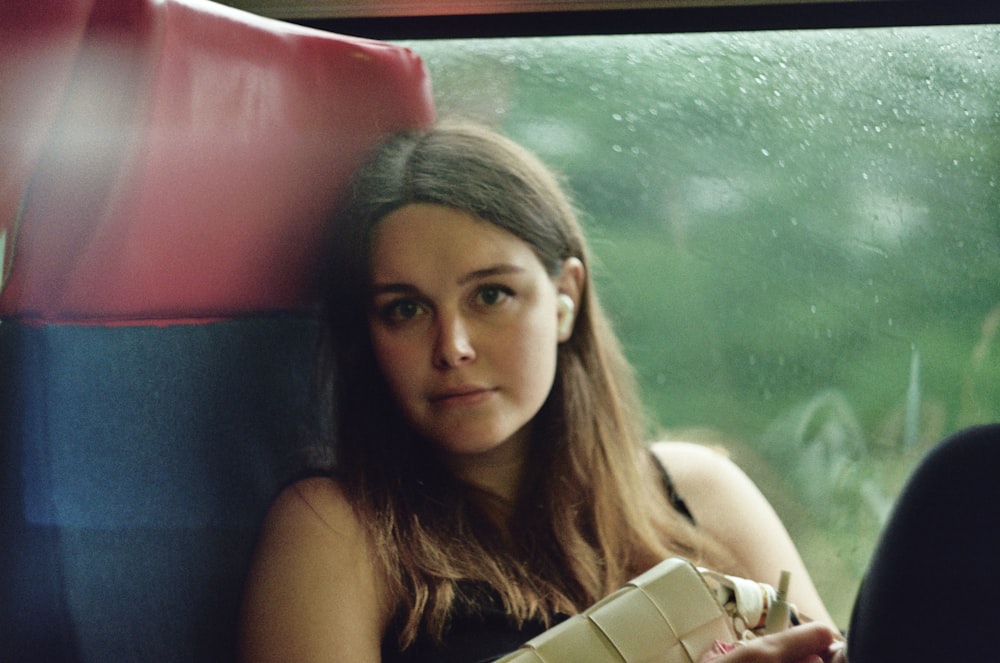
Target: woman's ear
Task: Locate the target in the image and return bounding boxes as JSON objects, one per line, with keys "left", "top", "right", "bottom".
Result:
{"left": 556, "top": 257, "right": 585, "bottom": 342}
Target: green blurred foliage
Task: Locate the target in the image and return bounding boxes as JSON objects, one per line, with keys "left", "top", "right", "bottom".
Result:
{"left": 402, "top": 25, "right": 1000, "bottom": 626}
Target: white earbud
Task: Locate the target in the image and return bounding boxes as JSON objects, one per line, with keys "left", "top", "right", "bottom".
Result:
{"left": 557, "top": 293, "right": 576, "bottom": 339}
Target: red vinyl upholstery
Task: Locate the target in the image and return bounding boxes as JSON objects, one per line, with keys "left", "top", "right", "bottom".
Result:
{"left": 0, "top": 1, "right": 434, "bottom": 660}
{"left": 1, "top": 0, "right": 434, "bottom": 323}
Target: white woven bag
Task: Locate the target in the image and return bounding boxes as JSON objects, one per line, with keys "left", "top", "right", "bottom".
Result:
{"left": 495, "top": 557, "right": 781, "bottom": 663}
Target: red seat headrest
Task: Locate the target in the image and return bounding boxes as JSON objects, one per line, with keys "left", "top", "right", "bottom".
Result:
{"left": 0, "top": 0, "right": 435, "bottom": 324}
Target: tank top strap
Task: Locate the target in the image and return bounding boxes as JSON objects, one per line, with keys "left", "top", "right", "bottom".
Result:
{"left": 649, "top": 450, "right": 696, "bottom": 525}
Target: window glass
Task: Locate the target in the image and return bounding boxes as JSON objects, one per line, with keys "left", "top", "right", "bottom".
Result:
{"left": 399, "top": 25, "right": 1000, "bottom": 625}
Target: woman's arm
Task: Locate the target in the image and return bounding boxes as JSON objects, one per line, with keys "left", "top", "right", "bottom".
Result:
{"left": 238, "top": 477, "right": 389, "bottom": 663}
{"left": 651, "top": 441, "right": 836, "bottom": 628}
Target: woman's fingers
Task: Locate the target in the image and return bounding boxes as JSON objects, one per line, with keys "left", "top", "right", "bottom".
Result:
{"left": 749, "top": 623, "right": 837, "bottom": 660}
{"left": 703, "top": 623, "right": 841, "bottom": 663}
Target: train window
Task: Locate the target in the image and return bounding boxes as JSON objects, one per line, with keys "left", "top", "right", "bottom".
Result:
{"left": 397, "top": 24, "right": 1000, "bottom": 625}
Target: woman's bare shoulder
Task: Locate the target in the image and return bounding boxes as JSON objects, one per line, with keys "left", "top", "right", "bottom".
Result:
{"left": 269, "top": 475, "right": 360, "bottom": 532}
{"left": 650, "top": 440, "right": 740, "bottom": 489}
{"left": 649, "top": 440, "right": 836, "bottom": 626}
{"left": 253, "top": 474, "right": 378, "bottom": 586}
{"left": 240, "top": 475, "right": 388, "bottom": 663}
{"left": 651, "top": 438, "right": 783, "bottom": 542}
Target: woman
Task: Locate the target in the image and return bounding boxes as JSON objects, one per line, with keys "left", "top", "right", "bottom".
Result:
{"left": 237, "top": 121, "right": 845, "bottom": 662}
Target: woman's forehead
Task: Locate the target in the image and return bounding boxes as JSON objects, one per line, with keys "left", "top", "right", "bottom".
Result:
{"left": 369, "top": 203, "right": 544, "bottom": 280}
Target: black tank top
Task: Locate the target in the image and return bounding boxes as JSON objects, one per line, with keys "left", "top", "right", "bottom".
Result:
{"left": 382, "top": 455, "right": 694, "bottom": 662}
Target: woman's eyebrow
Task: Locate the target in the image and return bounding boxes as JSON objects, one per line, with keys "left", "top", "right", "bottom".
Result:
{"left": 369, "top": 264, "right": 526, "bottom": 296}
{"left": 370, "top": 282, "right": 419, "bottom": 296}
{"left": 457, "top": 264, "right": 526, "bottom": 286}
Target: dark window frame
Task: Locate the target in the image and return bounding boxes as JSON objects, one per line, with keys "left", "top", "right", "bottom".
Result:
{"left": 274, "top": 1, "right": 1000, "bottom": 40}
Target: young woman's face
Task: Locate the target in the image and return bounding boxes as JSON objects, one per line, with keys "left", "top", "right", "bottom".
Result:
{"left": 367, "top": 203, "right": 580, "bottom": 465}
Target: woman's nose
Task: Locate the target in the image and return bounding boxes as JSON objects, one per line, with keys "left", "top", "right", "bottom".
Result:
{"left": 433, "top": 313, "right": 476, "bottom": 368}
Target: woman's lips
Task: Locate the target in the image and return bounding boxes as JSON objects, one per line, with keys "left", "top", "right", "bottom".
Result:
{"left": 430, "top": 386, "right": 496, "bottom": 407}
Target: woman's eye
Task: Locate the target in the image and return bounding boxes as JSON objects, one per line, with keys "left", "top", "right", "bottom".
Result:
{"left": 381, "top": 299, "right": 425, "bottom": 322}
{"left": 476, "top": 285, "right": 513, "bottom": 307}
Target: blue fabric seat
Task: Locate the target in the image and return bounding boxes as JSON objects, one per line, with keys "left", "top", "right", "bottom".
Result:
{"left": 0, "top": 319, "right": 317, "bottom": 661}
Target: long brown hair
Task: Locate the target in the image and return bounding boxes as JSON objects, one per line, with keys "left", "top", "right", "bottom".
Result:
{"left": 315, "top": 121, "right": 727, "bottom": 650}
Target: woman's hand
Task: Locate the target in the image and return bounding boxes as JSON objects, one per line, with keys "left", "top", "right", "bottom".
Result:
{"left": 699, "top": 623, "right": 847, "bottom": 663}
